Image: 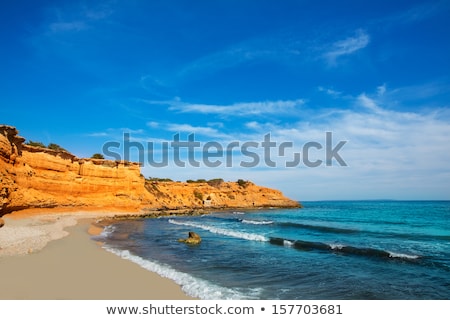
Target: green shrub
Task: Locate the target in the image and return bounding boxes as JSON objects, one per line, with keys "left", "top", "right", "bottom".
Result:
{"left": 147, "top": 177, "right": 173, "bottom": 182}
{"left": 26, "top": 140, "right": 46, "bottom": 148}
{"left": 186, "top": 179, "right": 207, "bottom": 183}
{"left": 193, "top": 190, "right": 203, "bottom": 201}
{"left": 207, "top": 178, "right": 224, "bottom": 187}
{"left": 47, "top": 143, "right": 66, "bottom": 152}
{"left": 91, "top": 153, "right": 105, "bottom": 159}
{"left": 237, "top": 179, "right": 249, "bottom": 188}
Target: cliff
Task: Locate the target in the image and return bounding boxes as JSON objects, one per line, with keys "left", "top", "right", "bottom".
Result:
{"left": 143, "top": 180, "right": 299, "bottom": 210}
{"left": 0, "top": 125, "right": 300, "bottom": 216}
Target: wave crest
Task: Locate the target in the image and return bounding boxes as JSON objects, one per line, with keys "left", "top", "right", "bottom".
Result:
{"left": 241, "top": 219, "right": 273, "bottom": 225}
{"left": 169, "top": 219, "right": 268, "bottom": 242}
{"left": 104, "top": 247, "right": 262, "bottom": 299}
{"left": 269, "top": 237, "right": 421, "bottom": 262}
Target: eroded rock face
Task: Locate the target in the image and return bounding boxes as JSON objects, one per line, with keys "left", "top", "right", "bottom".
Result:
{"left": 143, "top": 180, "right": 301, "bottom": 210}
{"left": 0, "top": 218, "right": 4, "bottom": 228}
{"left": 178, "top": 231, "right": 202, "bottom": 245}
{"left": 0, "top": 125, "right": 147, "bottom": 214}
{"left": 0, "top": 125, "right": 301, "bottom": 215}
{"left": 0, "top": 125, "right": 25, "bottom": 162}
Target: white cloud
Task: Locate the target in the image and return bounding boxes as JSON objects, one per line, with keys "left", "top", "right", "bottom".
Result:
{"left": 109, "top": 86, "right": 450, "bottom": 200}
{"left": 144, "top": 98, "right": 305, "bottom": 117}
{"left": 87, "top": 131, "right": 109, "bottom": 137}
{"left": 212, "top": 87, "right": 450, "bottom": 200}
{"left": 48, "top": 21, "right": 88, "bottom": 33}
{"left": 43, "top": 2, "right": 114, "bottom": 35}
{"left": 177, "top": 33, "right": 304, "bottom": 78}
{"left": 380, "top": 1, "right": 447, "bottom": 27}
{"left": 86, "top": 127, "right": 145, "bottom": 139}
{"left": 357, "top": 93, "right": 385, "bottom": 113}
{"left": 385, "top": 81, "right": 450, "bottom": 102}
{"left": 165, "top": 123, "right": 220, "bottom": 136}
{"left": 377, "top": 84, "right": 387, "bottom": 96}
{"left": 147, "top": 121, "right": 160, "bottom": 128}
{"left": 318, "top": 86, "right": 342, "bottom": 97}
{"left": 178, "top": 47, "right": 250, "bottom": 78}
{"left": 245, "top": 121, "right": 260, "bottom": 129}
{"left": 207, "top": 122, "right": 225, "bottom": 129}
{"left": 83, "top": 5, "right": 114, "bottom": 21}
{"left": 323, "top": 29, "right": 370, "bottom": 65}
{"left": 158, "top": 123, "right": 233, "bottom": 140}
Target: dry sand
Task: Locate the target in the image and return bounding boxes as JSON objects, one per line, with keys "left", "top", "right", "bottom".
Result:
{"left": 0, "top": 212, "right": 194, "bottom": 299}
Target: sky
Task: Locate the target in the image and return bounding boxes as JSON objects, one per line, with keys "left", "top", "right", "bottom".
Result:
{"left": 1, "top": 0, "right": 450, "bottom": 201}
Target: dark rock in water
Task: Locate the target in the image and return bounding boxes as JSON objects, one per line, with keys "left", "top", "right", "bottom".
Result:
{"left": 178, "top": 231, "right": 201, "bottom": 245}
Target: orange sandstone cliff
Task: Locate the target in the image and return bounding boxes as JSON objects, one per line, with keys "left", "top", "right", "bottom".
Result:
{"left": 0, "top": 125, "right": 300, "bottom": 216}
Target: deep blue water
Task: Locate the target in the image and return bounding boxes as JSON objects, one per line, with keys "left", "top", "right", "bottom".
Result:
{"left": 97, "top": 201, "right": 450, "bottom": 299}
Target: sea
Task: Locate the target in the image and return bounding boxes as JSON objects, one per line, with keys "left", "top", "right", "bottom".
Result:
{"left": 96, "top": 201, "right": 450, "bottom": 299}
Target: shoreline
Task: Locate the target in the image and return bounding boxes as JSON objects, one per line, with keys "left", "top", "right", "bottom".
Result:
{"left": 0, "top": 211, "right": 195, "bottom": 299}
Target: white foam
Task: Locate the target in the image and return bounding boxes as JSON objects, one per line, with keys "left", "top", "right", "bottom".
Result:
{"left": 283, "top": 240, "right": 294, "bottom": 247}
{"left": 100, "top": 225, "right": 116, "bottom": 237}
{"left": 232, "top": 211, "right": 245, "bottom": 215}
{"left": 168, "top": 219, "right": 268, "bottom": 242}
{"left": 104, "top": 247, "right": 261, "bottom": 299}
{"left": 241, "top": 219, "right": 273, "bottom": 225}
{"left": 329, "top": 244, "right": 344, "bottom": 250}
{"left": 388, "top": 251, "right": 420, "bottom": 260}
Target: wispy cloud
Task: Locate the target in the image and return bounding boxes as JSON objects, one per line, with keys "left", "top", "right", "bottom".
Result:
{"left": 241, "top": 87, "right": 450, "bottom": 198}
{"left": 165, "top": 124, "right": 221, "bottom": 136}
{"left": 43, "top": 2, "right": 114, "bottom": 36}
{"left": 146, "top": 121, "right": 231, "bottom": 139}
{"left": 318, "top": 86, "right": 342, "bottom": 97}
{"left": 379, "top": 1, "right": 449, "bottom": 27}
{"left": 86, "top": 131, "right": 109, "bottom": 137}
{"left": 377, "top": 84, "right": 387, "bottom": 96}
{"left": 178, "top": 47, "right": 252, "bottom": 78}
{"left": 86, "top": 127, "right": 145, "bottom": 139}
{"left": 178, "top": 32, "right": 304, "bottom": 78}
{"left": 48, "top": 21, "right": 88, "bottom": 33}
{"left": 245, "top": 121, "right": 260, "bottom": 130}
{"left": 83, "top": 4, "right": 114, "bottom": 21}
{"left": 147, "top": 121, "right": 160, "bottom": 129}
{"left": 383, "top": 81, "right": 450, "bottom": 103}
{"left": 95, "top": 83, "right": 450, "bottom": 200}
{"left": 357, "top": 93, "right": 386, "bottom": 114}
{"left": 323, "top": 29, "right": 370, "bottom": 65}
{"left": 140, "top": 86, "right": 450, "bottom": 200}
{"left": 143, "top": 98, "right": 305, "bottom": 117}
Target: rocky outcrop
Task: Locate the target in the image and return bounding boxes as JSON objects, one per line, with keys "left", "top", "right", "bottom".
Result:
{"left": 144, "top": 180, "right": 300, "bottom": 210}
{"left": 0, "top": 125, "right": 150, "bottom": 215}
{"left": 178, "top": 231, "right": 201, "bottom": 245}
{"left": 0, "top": 217, "right": 4, "bottom": 228}
{"left": 0, "top": 125, "right": 300, "bottom": 216}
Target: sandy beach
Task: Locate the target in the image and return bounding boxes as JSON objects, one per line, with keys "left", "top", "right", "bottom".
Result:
{"left": 0, "top": 211, "right": 194, "bottom": 299}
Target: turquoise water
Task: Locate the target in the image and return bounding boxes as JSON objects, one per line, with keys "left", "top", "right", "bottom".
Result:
{"left": 97, "top": 201, "right": 450, "bottom": 299}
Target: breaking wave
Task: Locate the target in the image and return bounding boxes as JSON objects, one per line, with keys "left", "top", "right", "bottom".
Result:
{"left": 168, "top": 219, "right": 268, "bottom": 242}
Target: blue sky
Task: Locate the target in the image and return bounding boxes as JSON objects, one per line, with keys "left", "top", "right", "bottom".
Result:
{"left": 1, "top": 0, "right": 450, "bottom": 200}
